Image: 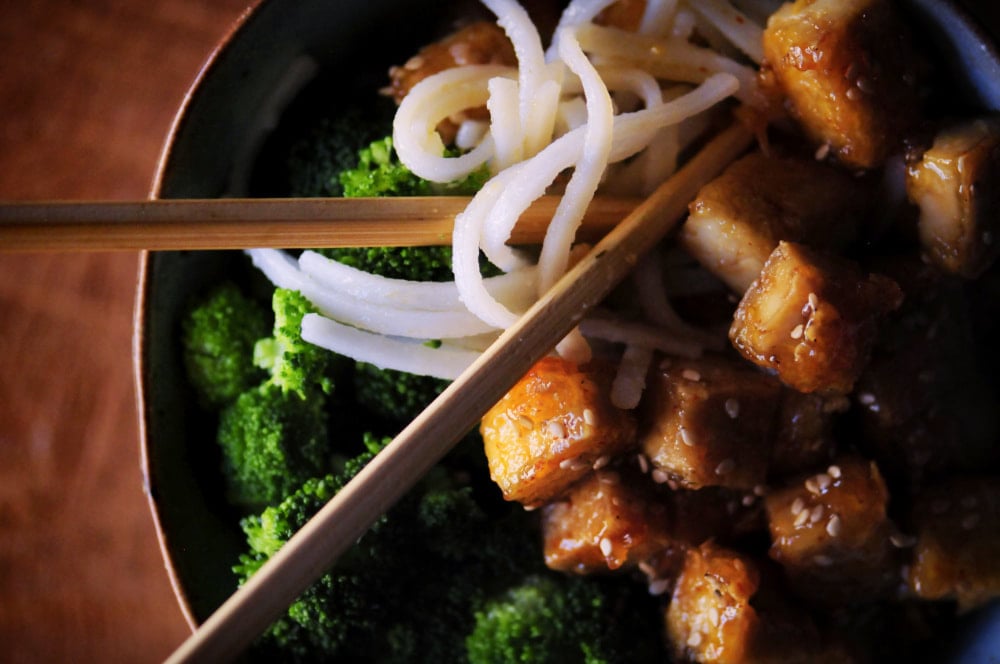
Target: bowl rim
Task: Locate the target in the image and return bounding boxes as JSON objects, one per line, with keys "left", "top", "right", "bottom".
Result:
{"left": 133, "top": 0, "right": 262, "bottom": 632}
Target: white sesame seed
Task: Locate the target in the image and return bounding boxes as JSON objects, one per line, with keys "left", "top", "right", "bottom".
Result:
{"left": 715, "top": 458, "right": 736, "bottom": 476}
{"left": 742, "top": 494, "right": 755, "bottom": 507}
{"left": 404, "top": 55, "right": 425, "bottom": 70}
{"left": 808, "top": 292, "right": 819, "bottom": 311}
{"left": 680, "top": 427, "right": 696, "bottom": 447}
{"left": 890, "top": 532, "right": 917, "bottom": 548}
{"left": 858, "top": 393, "right": 876, "bottom": 406}
{"left": 637, "top": 454, "right": 650, "bottom": 474}
{"left": 826, "top": 514, "right": 842, "bottom": 537}
{"left": 790, "top": 324, "right": 804, "bottom": 340}
{"left": 805, "top": 478, "right": 820, "bottom": 494}
{"left": 559, "top": 457, "right": 576, "bottom": 470}
{"left": 599, "top": 537, "right": 614, "bottom": 557}
{"left": 583, "top": 408, "right": 596, "bottom": 426}
{"left": 648, "top": 578, "right": 671, "bottom": 596}
{"left": 651, "top": 469, "right": 670, "bottom": 484}
{"left": 724, "top": 398, "right": 740, "bottom": 419}
{"left": 687, "top": 631, "right": 703, "bottom": 648}
{"left": 816, "top": 473, "right": 832, "bottom": 491}
{"left": 708, "top": 607, "right": 720, "bottom": 627}
{"left": 827, "top": 465, "right": 841, "bottom": 479}
{"left": 639, "top": 561, "right": 656, "bottom": 577}
{"left": 593, "top": 455, "right": 611, "bottom": 470}
{"left": 518, "top": 415, "right": 534, "bottom": 430}
{"left": 599, "top": 471, "right": 620, "bottom": 485}
{"left": 794, "top": 508, "right": 810, "bottom": 527}
{"left": 810, "top": 504, "right": 825, "bottom": 523}
{"left": 814, "top": 143, "right": 831, "bottom": 160}
{"left": 682, "top": 368, "right": 702, "bottom": 382}
{"left": 546, "top": 420, "right": 566, "bottom": 440}
{"left": 791, "top": 497, "right": 805, "bottom": 515}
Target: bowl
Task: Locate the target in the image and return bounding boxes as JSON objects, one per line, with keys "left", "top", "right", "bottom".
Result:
{"left": 135, "top": 0, "right": 1000, "bottom": 659}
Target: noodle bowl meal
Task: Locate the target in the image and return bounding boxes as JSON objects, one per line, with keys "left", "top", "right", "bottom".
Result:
{"left": 144, "top": 0, "right": 1000, "bottom": 660}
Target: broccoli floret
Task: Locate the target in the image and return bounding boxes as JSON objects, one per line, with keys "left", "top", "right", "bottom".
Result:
{"left": 353, "top": 361, "right": 449, "bottom": 423}
{"left": 181, "top": 282, "right": 270, "bottom": 409}
{"left": 234, "top": 435, "right": 542, "bottom": 662}
{"left": 216, "top": 381, "right": 330, "bottom": 508}
{"left": 319, "top": 245, "right": 456, "bottom": 282}
{"left": 254, "top": 288, "right": 336, "bottom": 398}
{"left": 466, "top": 574, "right": 663, "bottom": 664}
{"left": 339, "top": 135, "right": 489, "bottom": 198}
{"left": 285, "top": 106, "right": 395, "bottom": 198}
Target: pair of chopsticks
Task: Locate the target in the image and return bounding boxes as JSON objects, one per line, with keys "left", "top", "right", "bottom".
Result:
{"left": 0, "top": 195, "right": 639, "bottom": 251}
{"left": 154, "top": 120, "right": 753, "bottom": 663}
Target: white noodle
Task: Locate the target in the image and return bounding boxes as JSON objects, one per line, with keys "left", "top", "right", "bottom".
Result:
{"left": 611, "top": 344, "right": 653, "bottom": 409}
{"left": 685, "top": 0, "right": 764, "bottom": 64}
{"left": 639, "top": 0, "right": 680, "bottom": 36}
{"left": 301, "top": 314, "right": 479, "bottom": 380}
{"left": 579, "top": 316, "right": 703, "bottom": 358}
{"left": 486, "top": 76, "right": 524, "bottom": 171}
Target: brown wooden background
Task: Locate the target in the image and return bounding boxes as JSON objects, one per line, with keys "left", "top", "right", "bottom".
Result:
{"left": 2, "top": 1, "right": 1000, "bottom": 663}
{"left": 0, "top": 1, "right": 250, "bottom": 661}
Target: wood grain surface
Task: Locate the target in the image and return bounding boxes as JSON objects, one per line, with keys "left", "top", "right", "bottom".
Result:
{"left": 0, "top": 1, "right": 250, "bottom": 661}
{"left": 2, "top": 1, "right": 999, "bottom": 663}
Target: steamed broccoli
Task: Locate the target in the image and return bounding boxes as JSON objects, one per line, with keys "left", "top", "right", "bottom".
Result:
{"left": 181, "top": 282, "right": 270, "bottom": 409}
{"left": 234, "top": 433, "right": 542, "bottom": 662}
{"left": 216, "top": 381, "right": 330, "bottom": 508}
{"left": 353, "top": 361, "right": 449, "bottom": 423}
{"left": 466, "top": 575, "right": 663, "bottom": 664}
{"left": 253, "top": 288, "right": 336, "bottom": 398}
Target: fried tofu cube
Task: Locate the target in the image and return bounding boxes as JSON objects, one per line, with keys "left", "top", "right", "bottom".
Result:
{"left": 481, "top": 356, "right": 636, "bottom": 507}
{"left": 639, "top": 354, "right": 782, "bottom": 490}
{"left": 761, "top": 0, "right": 922, "bottom": 169}
{"left": 666, "top": 543, "right": 838, "bottom": 663}
{"left": 906, "top": 117, "right": 1000, "bottom": 278}
{"left": 729, "top": 241, "right": 903, "bottom": 395}
{"left": 542, "top": 469, "right": 671, "bottom": 574}
{"left": 907, "top": 477, "right": 1000, "bottom": 611}
{"left": 769, "top": 390, "right": 843, "bottom": 479}
{"left": 764, "top": 457, "right": 898, "bottom": 604}
{"left": 681, "top": 151, "right": 868, "bottom": 293}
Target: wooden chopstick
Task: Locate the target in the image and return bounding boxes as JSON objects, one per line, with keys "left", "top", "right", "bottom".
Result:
{"left": 0, "top": 195, "right": 640, "bottom": 251}
{"left": 165, "top": 121, "right": 754, "bottom": 664}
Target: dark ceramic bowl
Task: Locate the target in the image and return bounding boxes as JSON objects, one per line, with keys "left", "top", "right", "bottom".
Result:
{"left": 135, "top": 0, "right": 1000, "bottom": 658}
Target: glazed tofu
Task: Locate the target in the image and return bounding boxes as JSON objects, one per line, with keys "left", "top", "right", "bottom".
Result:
{"left": 542, "top": 469, "right": 671, "bottom": 574}
{"left": 481, "top": 356, "right": 636, "bottom": 507}
{"left": 681, "top": 152, "right": 868, "bottom": 293}
{"left": 761, "top": 0, "right": 922, "bottom": 169}
{"left": 764, "top": 457, "right": 898, "bottom": 604}
{"left": 665, "top": 543, "right": 839, "bottom": 663}
{"left": 907, "top": 477, "right": 1000, "bottom": 612}
{"left": 639, "top": 354, "right": 782, "bottom": 490}
{"left": 906, "top": 117, "right": 1000, "bottom": 278}
{"left": 769, "top": 390, "right": 843, "bottom": 479}
{"left": 729, "top": 241, "right": 903, "bottom": 395}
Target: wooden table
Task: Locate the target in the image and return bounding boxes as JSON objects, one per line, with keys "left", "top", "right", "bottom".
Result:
{"left": 0, "top": 1, "right": 250, "bottom": 661}
{"left": 3, "top": 1, "right": 1000, "bottom": 663}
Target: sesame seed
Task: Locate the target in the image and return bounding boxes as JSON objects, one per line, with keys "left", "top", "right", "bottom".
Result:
{"left": 559, "top": 457, "right": 577, "bottom": 470}
{"left": 724, "top": 398, "right": 740, "bottom": 419}
{"left": 637, "top": 454, "right": 650, "bottom": 474}
{"left": 599, "top": 537, "right": 614, "bottom": 557}
{"left": 742, "top": 494, "right": 755, "bottom": 507}
{"left": 639, "top": 561, "right": 656, "bottom": 577}
{"left": 648, "top": 578, "right": 671, "bottom": 596}
{"left": 547, "top": 420, "right": 566, "bottom": 440}
{"left": 599, "top": 471, "right": 620, "bottom": 485}
{"left": 962, "top": 513, "right": 981, "bottom": 530}
{"left": 583, "top": 408, "right": 596, "bottom": 426}
{"left": 708, "top": 607, "right": 720, "bottom": 627}
{"left": 404, "top": 55, "right": 425, "bottom": 70}
{"left": 680, "top": 427, "right": 696, "bottom": 447}
{"left": 827, "top": 465, "right": 841, "bottom": 479}
{"left": 805, "top": 478, "right": 820, "bottom": 494}
{"left": 815, "top": 143, "right": 831, "bottom": 160}
{"left": 794, "top": 508, "right": 810, "bottom": 527}
{"left": 790, "top": 324, "right": 804, "bottom": 340}
{"left": 816, "top": 473, "right": 832, "bottom": 491}
{"left": 753, "top": 484, "right": 768, "bottom": 497}
{"left": 518, "top": 415, "right": 534, "bottom": 430}
{"left": 813, "top": 554, "right": 834, "bottom": 567}
{"left": 687, "top": 631, "right": 703, "bottom": 648}
{"left": 593, "top": 455, "right": 611, "bottom": 470}
{"left": 826, "top": 514, "right": 842, "bottom": 537}
{"left": 808, "top": 292, "right": 819, "bottom": 311}
{"left": 809, "top": 504, "right": 825, "bottom": 523}
{"left": 682, "top": 368, "right": 702, "bottom": 382}
{"left": 856, "top": 76, "right": 874, "bottom": 94}
{"left": 890, "top": 532, "right": 917, "bottom": 548}
{"left": 652, "top": 469, "right": 670, "bottom": 484}
{"left": 715, "top": 458, "right": 736, "bottom": 475}
{"left": 791, "top": 497, "right": 805, "bottom": 515}
{"left": 845, "top": 87, "right": 860, "bottom": 101}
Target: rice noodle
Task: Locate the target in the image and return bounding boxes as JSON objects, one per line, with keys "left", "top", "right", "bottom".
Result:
{"left": 301, "top": 314, "right": 479, "bottom": 380}
{"left": 685, "top": 0, "right": 765, "bottom": 64}
{"left": 579, "top": 316, "right": 704, "bottom": 358}
{"left": 611, "top": 344, "right": 654, "bottom": 409}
